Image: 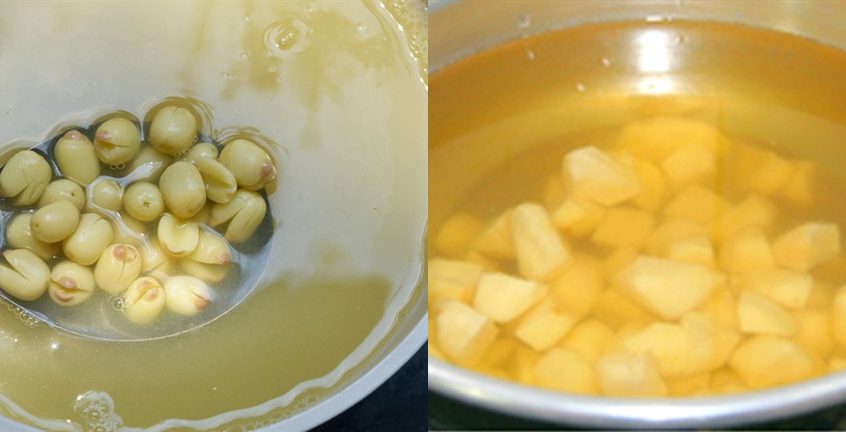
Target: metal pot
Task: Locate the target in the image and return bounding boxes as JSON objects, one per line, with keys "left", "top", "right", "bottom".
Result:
{"left": 428, "top": 0, "right": 846, "bottom": 428}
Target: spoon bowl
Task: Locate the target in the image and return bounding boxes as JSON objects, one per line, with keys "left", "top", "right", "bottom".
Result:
{"left": 0, "top": 129, "right": 274, "bottom": 342}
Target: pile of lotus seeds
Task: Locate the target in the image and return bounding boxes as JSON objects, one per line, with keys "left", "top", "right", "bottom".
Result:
{"left": 0, "top": 103, "right": 276, "bottom": 325}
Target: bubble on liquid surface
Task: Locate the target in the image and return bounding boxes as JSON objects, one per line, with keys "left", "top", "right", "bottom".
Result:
{"left": 242, "top": 392, "right": 324, "bottom": 430}
{"left": 264, "top": 19, "right": 311, "bottom": 58}
{"left": 4, "top": 300, "right": 42, "bottom": 328}
{"left": 275, "top": 28, "right": 298, "bottom": 50}
{"left": 74, "top": 391, "right": 123, "bottom": 432}
{"left": 381, "top": 0, "right": 427, "bottom": 82}
{"left": 109, "top": 296, "right": 125, "bottom": 312}
{"left": 355, "top": 22, "right": 369, "bottom": 36}
{"left": 517, "top": 14, "right": 531, "bottom": 29}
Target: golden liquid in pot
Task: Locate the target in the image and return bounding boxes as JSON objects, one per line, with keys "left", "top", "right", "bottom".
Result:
{"left": 429, "top": 21, "right": 846, "bottom": 397}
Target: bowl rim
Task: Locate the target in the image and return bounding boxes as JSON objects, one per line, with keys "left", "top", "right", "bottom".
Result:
{"left": 272, "top": 317, "right": 427, "bottom": 431}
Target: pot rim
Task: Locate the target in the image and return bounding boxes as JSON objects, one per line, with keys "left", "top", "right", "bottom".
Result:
{"left": 429, "top": 357, "right": 846, "bottom": 428}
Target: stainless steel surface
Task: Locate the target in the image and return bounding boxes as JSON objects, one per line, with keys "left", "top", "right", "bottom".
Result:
{"left": 431, "top": 359, "right": 846, "bottom": 429}
{"left": 429, "top": 0, "right": 846, "bottom": 428}
{"left": 431, "top": 0, "right": 846, "bottom": 71}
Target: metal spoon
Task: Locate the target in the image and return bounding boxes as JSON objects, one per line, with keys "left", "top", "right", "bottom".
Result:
{"left": 0, "top": 130, "right": 273, "bottom": 342}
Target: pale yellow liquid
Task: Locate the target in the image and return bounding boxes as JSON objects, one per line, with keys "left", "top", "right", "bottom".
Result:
{"left": 0, "top": 0, "right": 426, "bottom": 430}
{"left": 430, "top": 21, "right": 846, "bottom": 396}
